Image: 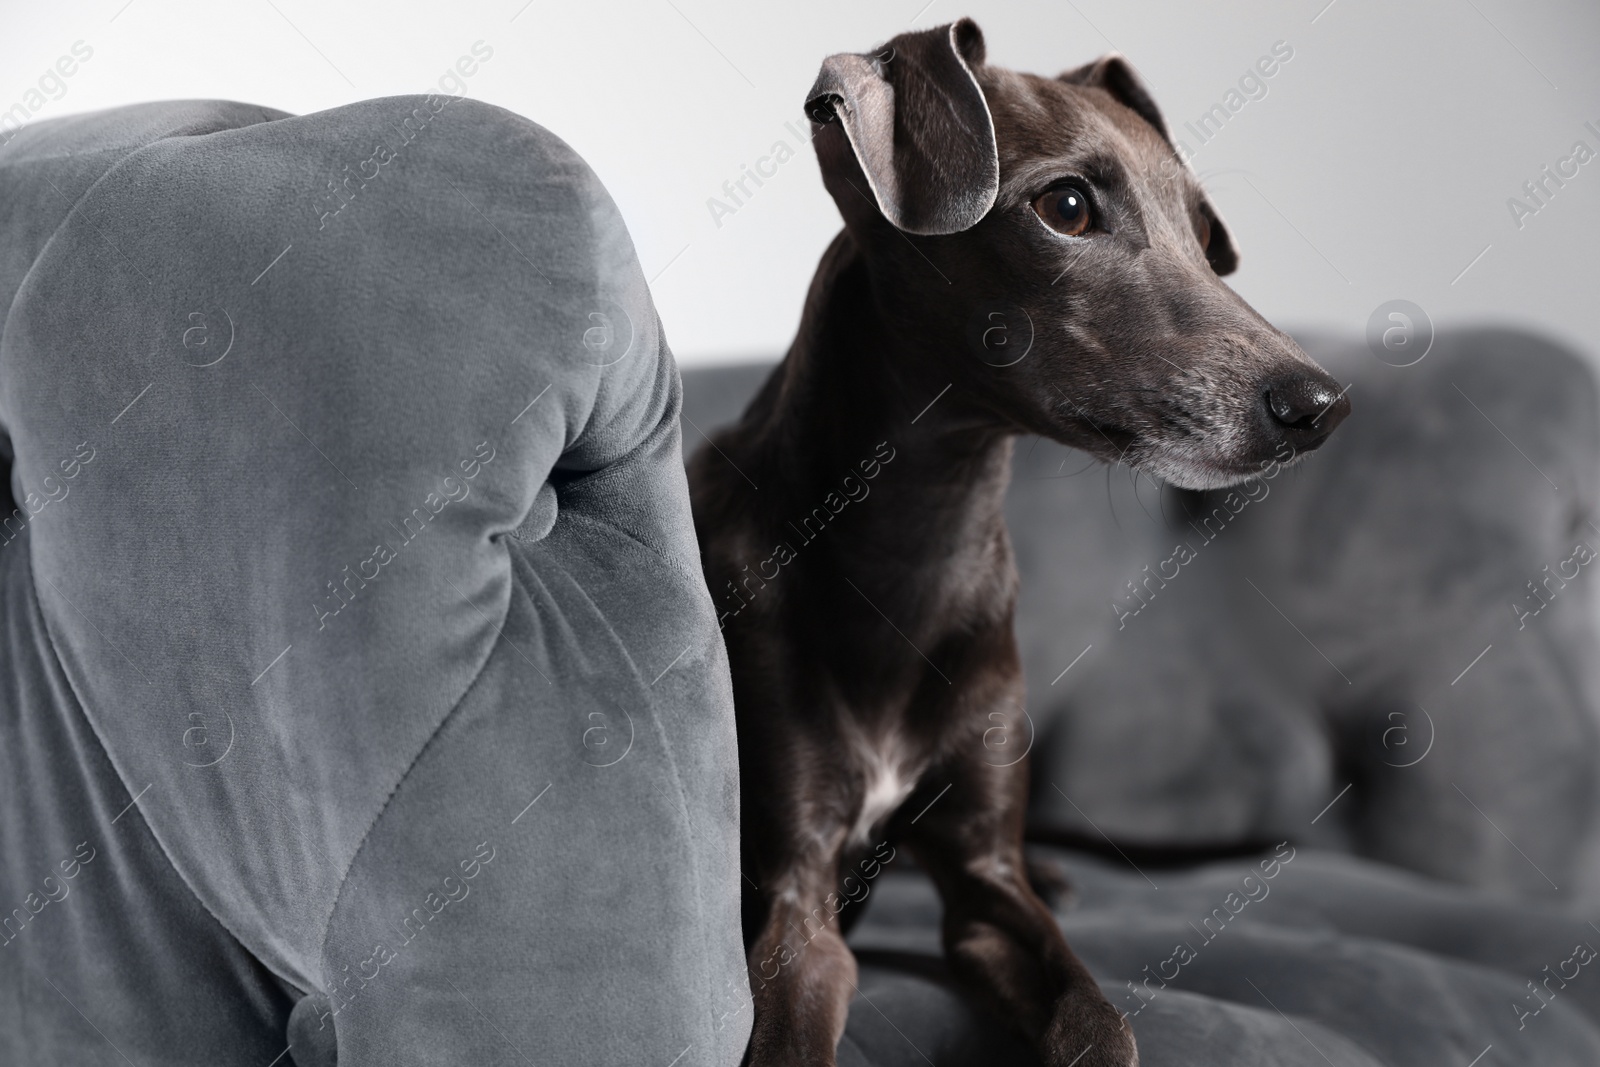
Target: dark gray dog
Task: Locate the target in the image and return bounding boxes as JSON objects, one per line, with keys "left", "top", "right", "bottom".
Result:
{"left": 688, "top": 19, "right": 1350, "bottom": 1067}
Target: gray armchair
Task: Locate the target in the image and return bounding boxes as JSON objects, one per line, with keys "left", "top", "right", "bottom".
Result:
{"left": 0, "top": 97, "right": 747, "bottom": 1066}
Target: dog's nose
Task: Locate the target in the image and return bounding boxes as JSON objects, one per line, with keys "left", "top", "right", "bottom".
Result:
{"left": 1262, "top": 373, "right": 1350, "bottom": 447}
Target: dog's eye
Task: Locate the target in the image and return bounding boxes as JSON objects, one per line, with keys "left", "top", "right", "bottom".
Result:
{"left": 1032, "top": 186, "right": 1092, "bottom": 236}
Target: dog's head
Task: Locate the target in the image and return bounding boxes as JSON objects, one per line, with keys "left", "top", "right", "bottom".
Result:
{"left": 806, "top": 19, "right": 1350, "bottom": 489}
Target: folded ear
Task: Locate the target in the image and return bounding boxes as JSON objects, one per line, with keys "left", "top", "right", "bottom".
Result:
{"left": 805, "top": 18, "right": 998, "bottom": 236}
{"left": 1060, "top": 54, "right": 1240, "bottom": 275}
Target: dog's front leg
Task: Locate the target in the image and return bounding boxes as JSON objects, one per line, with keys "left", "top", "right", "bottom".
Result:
{"left": 742, "top": 859, "right": 858, "bottom": 1067}
{"left": 904, "top": 758, "right": 1138, "bottom": 1067}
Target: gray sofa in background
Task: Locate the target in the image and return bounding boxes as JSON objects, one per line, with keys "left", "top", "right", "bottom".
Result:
{"left": 682, "top": 331, "right": 1600, "bottom": 1065}
{"left": 1027, "top": 331, "right": 1600, "bottom": 899}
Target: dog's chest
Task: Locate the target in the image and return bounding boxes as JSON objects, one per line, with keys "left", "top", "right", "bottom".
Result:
{"left": 847, "top": 736, "right": 922, "bottom": 846}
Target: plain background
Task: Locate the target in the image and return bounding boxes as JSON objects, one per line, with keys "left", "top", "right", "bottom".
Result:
{"left": 3, "top": 0, "right": 1598, "bottom": 367}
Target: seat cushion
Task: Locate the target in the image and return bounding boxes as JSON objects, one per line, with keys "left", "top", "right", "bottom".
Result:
{"left": 842, "top": 847, "right": 1600, "bottom": 1066}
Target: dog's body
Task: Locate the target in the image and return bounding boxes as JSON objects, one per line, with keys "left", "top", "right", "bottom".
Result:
{"left": 688, "top": 20, "right": 1349, "bottom": 1067}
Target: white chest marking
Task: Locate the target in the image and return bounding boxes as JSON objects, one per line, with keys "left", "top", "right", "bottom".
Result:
{"left": 850, "top": 746, "right": 918, "bottom": 846}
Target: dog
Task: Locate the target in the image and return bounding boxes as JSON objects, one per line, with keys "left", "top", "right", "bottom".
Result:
{"left": 687, "top": 18, "right": 1350, "bottom": 1067}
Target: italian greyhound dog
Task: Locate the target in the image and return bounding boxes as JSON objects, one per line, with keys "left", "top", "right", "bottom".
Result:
{"left": 688, "top": 18, "right": 1350, "bottom": 1067}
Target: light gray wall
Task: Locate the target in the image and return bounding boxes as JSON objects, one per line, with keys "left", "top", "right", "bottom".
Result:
{"left": 5, "top": 0, "right": 1597, "bottom": 366}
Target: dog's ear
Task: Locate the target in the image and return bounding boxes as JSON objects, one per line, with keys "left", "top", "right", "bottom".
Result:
{"left": 1058, "top": 54, "right": 1168, "bottom": 143}
{"left": 805, "top": 18, "right": 999, "bottom": 236}
{"left": 1196, "top": 198, "right": 1238, "bottom": 276}
{"left": 1060, "top": 54, "right": 1240, "bottom": 275}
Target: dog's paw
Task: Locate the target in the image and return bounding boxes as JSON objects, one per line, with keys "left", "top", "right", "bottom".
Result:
{"left": 1044, "top": 990, "right": 1139, "bottom": 1067}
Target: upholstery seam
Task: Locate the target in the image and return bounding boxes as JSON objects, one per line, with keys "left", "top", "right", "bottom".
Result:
{"left": 508, "top": 519, "right": 723, "bottom": 713}
{"left": 556, "top": 519, "right": 726, "bottom": 675}
{"left": 0, "top": 105, "right": 284, "bottom": 365}
{"left": 0, "top": 145, "right": 138, "bottom": 349}
{"left": 313, "top": 599, "right": 505, "bottom": 970}
{"left": 516, "top": 530, "right": 728, "bottom": 1054}
{"left": 16, "top": 533, "right": 306, "bottom": 994}
{"left": 3, "top": 109, "right": 307, "bottom": 995}
{"left": 632, "top": 649, "right": 721, "bottom": 1058}
{"left": 0, "top": 144, "right": 158, "bottom": 374}
{"left": 556, "top": 507, "right": 707, "bottom": 594}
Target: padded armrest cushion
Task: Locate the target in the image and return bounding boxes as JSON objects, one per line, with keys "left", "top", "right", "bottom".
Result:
{"left": 0, "top": 97, "right": 747, "bottom": 1064}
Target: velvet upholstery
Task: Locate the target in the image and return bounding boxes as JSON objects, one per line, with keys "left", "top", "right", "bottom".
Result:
{"left": 0, "top": 97, "right": 748, "bottom": 1066}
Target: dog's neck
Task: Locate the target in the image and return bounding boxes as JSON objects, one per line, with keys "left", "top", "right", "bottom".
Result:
{"left": 740, "top": 231, "right": 1019, "bottom": 615}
